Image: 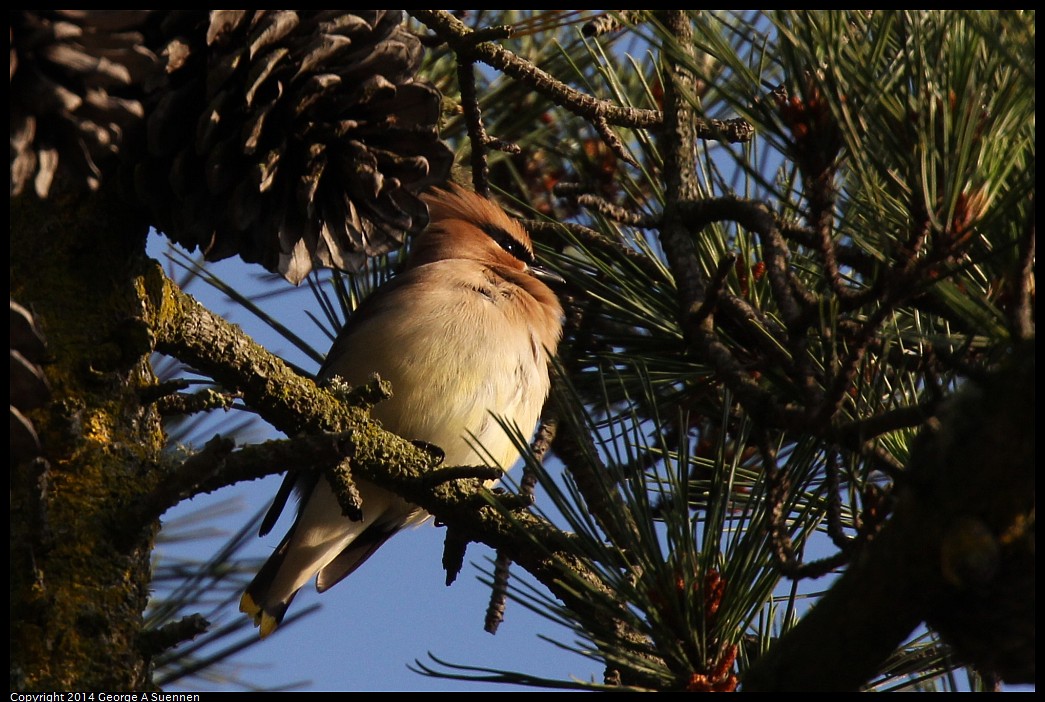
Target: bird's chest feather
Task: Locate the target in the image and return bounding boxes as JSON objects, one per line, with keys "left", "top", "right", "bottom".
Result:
{"left": 326, "top": 269, "right": 549, "bottom": 467}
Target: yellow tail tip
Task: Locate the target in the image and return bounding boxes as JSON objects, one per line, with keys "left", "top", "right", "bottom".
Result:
{"left": 240, "top": 591, "right": 279, "bottom": 638}
{"left": 259, "top": 613, "right": 278, "bottom": 639}
{"left": 239, "top": 591, "right": 260, "bottom": 617}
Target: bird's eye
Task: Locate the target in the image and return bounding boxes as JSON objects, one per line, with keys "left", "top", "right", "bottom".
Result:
{"left": 483, "top": 225, "right": 534, "bottom": 265}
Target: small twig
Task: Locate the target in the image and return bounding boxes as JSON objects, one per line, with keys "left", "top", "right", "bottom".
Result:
{"left": 203, "top": 433, "right": 367, "bottom": 497}
{"left": 490, "top": 490, "right": 536, "bottom": 511}
{"left": 670, "top": 197, "right": 827, "bottom": 427}
{"left": 484, "top": 550, "right": 513, "bottom": 634}
{"left": 422, "top": 465, "right": 503, "bottom": 488}
{"left": 592, "top": 115, "right": 638, "bottom": 167}
{"left": 792, "top": 549, "right": 852, "bottom": 580}
{"left": 155, "top": 388, "right": 240, "bottom": 416}
{"left": 1012, "top": 206, "right": 1035, "bottom": 341}
{"left": 861, "top": 441, "right": 905, "bottom": 480}
{"left": 484, "top": 137, "right": 522, "bottom": 155}
{"left": 412, "top": 11, "right": 660, "bottom": 128}
{"left": 824, "top": 448, "right": 853, "bottom": 550}
{"left": 462, "top": 24, "right": 514, "bottom": 47}
{"left": 139, "top": 378, "right": 190, "bottom": 405}
{"left": 779, "top": 221, "right": 878, "bottom": 281}
{"left": 760, "top": 432, "right": 798, "bottom": 575}
{"left": 678, "top": 197, "right": 806, "bottom": 328}
{"left": 694, "top": 328, "right": 808, "bottom": 430}
{"left": 574, "top": 193, "right": 654, "bottom": 227}
{"left": 151, "top": 262, "right": 367, "bottom": 438}
{"left": 804, "top": 155, "right": 868, "bottom": 307}
{"left": 457, "top": 60, "right": 491, "bottom": 196}
{"left": 583, "top": 10, "right": 648, "bottom": 37}
{"left": 781, "top": 220, "right": 979, "bottom": 330}
{"left": 819, "top": 244, "right": 956, "bottom": 427}
{"left": 121, "top": 434, "right": 236, "bottom": 545}
{"left": 442, "top": 527, "right": 469, "bottom": 586}
{"left": 325, "top": 456, "right": 363, "bottom": 522}
{"left": 816, "top": 304, "right": 891, "bottom": 425}
{"left": 688, "top": 253, "right": 737, "bottom": 327}
{"left": 832, "top": 401, "right": 939, "bottom": 447}
{"left": 763, "top": 431, "right": 895, "bottom": 581}
{"left": 138, "top": 614, "right": 209, "bottom": 658}
{"left": 411, "top": 10, "right": 754, "bottom": 143}
{"left": 325, "top": 373, "right": 393, "bottom": 411}
{"left": 677, "top": 197, "right": 834, "bottom": 416}
{"left": 898, "top": 214, "right": 933, "bottom": 275}
{"left": 524, "top": 414, "right": 558, "bottom": 499}
{"left": 716, "top": 292, "right": 796, "bottom": 375}
{"left": 812, "top": 216, "right": 877, "bottom": 308}
{"left": 761, "top": 431, "right": 848, "bottom": 580}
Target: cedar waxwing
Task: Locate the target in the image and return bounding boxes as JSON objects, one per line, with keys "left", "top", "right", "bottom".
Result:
{"left": 240, "top": 184, "right": 564, "bottom": 637}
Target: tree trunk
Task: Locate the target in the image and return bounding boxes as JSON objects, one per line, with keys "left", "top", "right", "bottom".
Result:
{"left": 11, "top": 188, "right": 163, "bottom": 690}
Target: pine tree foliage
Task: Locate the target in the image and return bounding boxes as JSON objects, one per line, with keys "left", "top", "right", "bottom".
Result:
{"left": 9, "top": 9, "right": 1034, "bottom": 692}
{"left": 404, "top": 10, "right": 1034, "bottom": 691}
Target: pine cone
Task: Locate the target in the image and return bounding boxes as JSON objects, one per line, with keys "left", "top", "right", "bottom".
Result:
{"left": 11, "top": 299, "right": 50, "bottom": 466}
{"left": 10, "top": 11, "right": 159, "bottom": 198}
{"left": 137, "top": 11, "right": 454, "bottom": 284}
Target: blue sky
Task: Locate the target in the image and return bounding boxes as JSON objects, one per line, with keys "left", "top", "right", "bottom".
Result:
{"left": 161, "top": 477, "right": 599, "bottom": 691}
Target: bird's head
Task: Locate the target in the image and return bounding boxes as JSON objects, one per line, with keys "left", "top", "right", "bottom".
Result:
{"left": 412, "top": 184, "right": 563, "bottom": 288}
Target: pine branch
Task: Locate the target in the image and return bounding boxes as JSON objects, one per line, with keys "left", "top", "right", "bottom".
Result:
{"left": 145, "top": 261, "right": 658, "bottom": 658}
{"left": 744, "top": 343, "right": 1035, "bottom": 690}
{"left": 411, "top": 9, "right": 753, "bottom": 143}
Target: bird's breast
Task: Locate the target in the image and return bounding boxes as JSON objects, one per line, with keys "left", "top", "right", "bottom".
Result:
{"left": 321, "top": 261, "right": 557, "bottom": 471}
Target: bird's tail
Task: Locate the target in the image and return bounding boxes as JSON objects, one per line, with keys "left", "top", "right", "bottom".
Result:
{"left": 240, "top": 480, "right": 419, "bottom": 637}
{"left": 239, "top": 534, "right": 297, "bottom": 638}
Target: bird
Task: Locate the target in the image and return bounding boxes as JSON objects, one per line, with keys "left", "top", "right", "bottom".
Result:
{"left": 240, "top": 183, "right": 564, "bottom": 638}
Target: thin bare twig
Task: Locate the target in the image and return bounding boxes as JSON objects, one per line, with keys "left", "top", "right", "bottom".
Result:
{"left": 139, "top": 378, "right": 190, "bottom": 405}
{"left": 138, "top": 614, "right": 209, "bottom": 658}
{"left": 816, "top": 304, "right": 892, "bottom": 425}
{"left": 457, "top": 60, "right": 491, "bottom": 196}
{"left": 326, "top": 455, "right": 363, "bottom": 522}
{"left": 122, "top": 434, "right": 236, "bottom": 543}
{"left": 410, "top": 10, "right": 754, "bottom": 142}
{"left": 592, "top": 115, "right": 639, "bottom": 167}
{"left": 1013, "top": 204, "right": 1035, "bottom": 341}
{"left": 441, "top": 527, "right": 469, "bottom": 586}
{"left": 677, "top": 197, "right": 806, "bottom": 327}
{"left": 689, "top": 254, "right": 737, "bottom": 327}
{"left": 155, "top": 388, "right": 241, "bottom": 416}
{"left": 524, "top": 414, "right": 558, "bottom": 499}
{"left": 583, "top": 10, "right": 649, "bottom": 37}
{"left": 422, "top": 465, "right": 504, "bottom": 487}
{"left": 553, "top": 402, "right": 639, "bottom": 549}
{"left": 574, "top": 192, "right": 653, "bottom": 227}
{"left": 831, "top": 400, "right": 939, "bottom": 446}
{"left": 484, "top": 551, "right": 512, "bottom": 633}
{"left": 760, "top": 432, "right": 850, "bottom": 580}
{"left": 824, "top": 448, "right": 853, "bottom": 550}
{"left": 411, "top": 11, "right": 660, "bottom": 128}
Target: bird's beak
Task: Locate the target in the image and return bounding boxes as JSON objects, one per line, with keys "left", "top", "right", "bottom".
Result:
{"left": 529, "top": 264, "right": 565, "bottom": 286}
